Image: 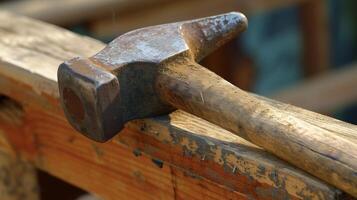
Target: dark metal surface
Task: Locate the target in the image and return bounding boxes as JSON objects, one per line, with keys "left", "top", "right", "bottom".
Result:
{"left": 58, "top": 12, "right": 247, "bottom": 142}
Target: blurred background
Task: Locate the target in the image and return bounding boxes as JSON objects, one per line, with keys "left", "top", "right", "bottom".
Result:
{"left": 0, "top": 0, "right": 356, "bottom": 199}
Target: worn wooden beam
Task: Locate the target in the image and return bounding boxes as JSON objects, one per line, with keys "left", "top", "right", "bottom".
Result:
{"left": 272, "top": 64, "right": 357, "bottom": 113}
{"left": 0, "top": 11, "right": 353, "bottom": 199}
{"left": 0, "top": 0, "right": 168, "bottom": 26}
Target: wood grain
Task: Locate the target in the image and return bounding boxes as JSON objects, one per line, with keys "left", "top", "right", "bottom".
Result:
{"left": 0, "top": 106, "right": 250, "bottom": 200}
{"left": 156, "top": 60, "right": 357, "bottom": 197}
{"left": 0, "top": 11, "right": 352, "bottom": 199}
{"left": 0, "top": 97, "right": 39, "bottom": 200}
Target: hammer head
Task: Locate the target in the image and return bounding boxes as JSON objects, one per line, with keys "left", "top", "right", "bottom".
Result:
{"left": 58, "top": 12, "right": 247, "bottom": 142}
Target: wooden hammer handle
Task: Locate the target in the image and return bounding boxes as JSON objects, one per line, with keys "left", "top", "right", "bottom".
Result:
{"left": 156, "top": 60, "right": 357, "bottom": 196}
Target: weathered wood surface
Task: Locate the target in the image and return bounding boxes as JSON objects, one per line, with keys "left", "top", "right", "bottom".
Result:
{"left": 158, "top": 58, "right": 357, "bottom": 197}
{"left": 272, "top": 64, "right": 357, "bottom": 113}
{"left": 0, "top": 12, "right": 353, "bottom": 199}
{"left": 0, "top": 151, "right": 39, "bottom": 200}
{"left": 0, "top": 97, "right": 39, "bottom": 200}
{"left": 0, "top": 0, "right": 169, "bottom": 26}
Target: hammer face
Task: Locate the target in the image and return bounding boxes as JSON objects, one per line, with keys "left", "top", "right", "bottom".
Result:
{"left": 58, "top": 59, "right": 174, "bottom": 142}
{"left": 58, "top": 58, "right": 122, "bottom": 142}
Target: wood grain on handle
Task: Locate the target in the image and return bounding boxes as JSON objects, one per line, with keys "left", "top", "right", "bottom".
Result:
{"left": 156, "top": 59, "right": 357, "bottom": 197}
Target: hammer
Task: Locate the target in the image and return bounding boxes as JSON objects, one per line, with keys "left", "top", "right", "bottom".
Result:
{"left": 58, "top": 13, "right": 357, "bottom": 197}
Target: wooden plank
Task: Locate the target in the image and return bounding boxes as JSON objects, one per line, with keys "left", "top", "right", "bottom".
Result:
{"left": 0, "top": 106, "right": 249, "bottom": 200}
{"left": 272, "top": 64, "right": 357, "bottom": 113}
{"left": 0, "top": 11, "right": 351, "bottom": 199}
{"left": 0, "top": 97, "right": 39, "bottom": 200}
{"left": 90, "top": 0, "right": 308, "bottom": 38}
{"left": 0, "top": 0, "right": 169, "bottom": 26}
{"left": 299, "top": 0, "right": 330, "bottom": 76}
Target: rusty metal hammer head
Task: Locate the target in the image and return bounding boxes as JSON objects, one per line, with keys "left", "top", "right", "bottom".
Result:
{"left": 58, "top": 12, "right": 247, "bottom": 142}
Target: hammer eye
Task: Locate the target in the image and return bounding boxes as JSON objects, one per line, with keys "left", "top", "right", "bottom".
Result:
{"left": 63, "top": 87, "right": 85, "bottom": 124}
